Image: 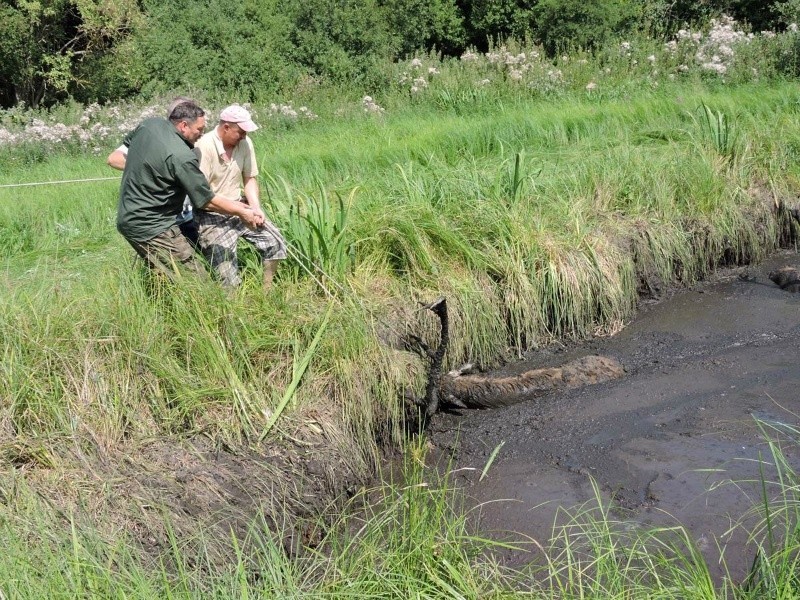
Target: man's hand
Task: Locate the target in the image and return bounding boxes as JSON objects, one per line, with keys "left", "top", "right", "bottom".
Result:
{"left": 204, "top": 195, "right": 265, "bottom": 228}
{"left": 240, "top": 208, "right": 265, "bottom": 230}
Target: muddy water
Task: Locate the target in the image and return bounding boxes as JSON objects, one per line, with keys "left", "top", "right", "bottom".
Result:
{"left": 427, "top": 250, "right": 800, "bottom": 582}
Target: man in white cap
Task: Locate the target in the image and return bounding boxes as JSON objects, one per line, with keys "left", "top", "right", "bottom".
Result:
{"left": 194, "top": 104, "right": 287, "bottom": 290}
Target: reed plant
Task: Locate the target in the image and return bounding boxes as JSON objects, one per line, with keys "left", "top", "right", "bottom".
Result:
{"left": 0, "top": 440, "right": 515, "bottom": 598}
{"left": 735, "top": 420, "right": 800, "bottom": 599}
{"left": 264, "top": 175, "right": 356, "bottom": 285}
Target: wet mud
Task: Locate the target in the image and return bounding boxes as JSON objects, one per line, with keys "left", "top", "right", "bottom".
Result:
{"left": 427, "top": 250, "right": 800, "bottom": 582}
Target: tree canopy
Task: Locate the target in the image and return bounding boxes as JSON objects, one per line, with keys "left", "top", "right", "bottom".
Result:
{"left": 0, "top": 0, "right": 796, "bottom": 108}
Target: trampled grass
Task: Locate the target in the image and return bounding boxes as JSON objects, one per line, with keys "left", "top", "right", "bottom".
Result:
{"left": 2, "top": 70, "right": 800, "bottom": 596}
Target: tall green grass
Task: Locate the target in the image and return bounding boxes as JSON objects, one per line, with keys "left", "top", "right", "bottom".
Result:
{"left": 2, "top": 82, "right": 797, "bottom": 444}
{"left": 2, "top": 425, "right": 800, "bottom": 598}
{"left": 2, "top": 75, "right": 800, "bottom": 597}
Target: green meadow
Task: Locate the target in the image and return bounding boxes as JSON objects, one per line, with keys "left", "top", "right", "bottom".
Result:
{"left": 2, "top": 54, "right": 800, "bottom": 596}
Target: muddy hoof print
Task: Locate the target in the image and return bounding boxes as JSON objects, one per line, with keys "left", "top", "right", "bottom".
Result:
{"left": 768, "top": 266, "right": 800, "bottom": 293}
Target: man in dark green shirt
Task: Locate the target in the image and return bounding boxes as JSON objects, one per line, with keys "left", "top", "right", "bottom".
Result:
{"left": 116, "top": 101, "right": 263, "bottom": 278}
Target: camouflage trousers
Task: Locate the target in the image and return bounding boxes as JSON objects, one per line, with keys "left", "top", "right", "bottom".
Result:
{"left": 125, "top": 225, "right": 208, "bottom": 280}
{"left": 196, "top": 208, "right": 287, "bottom": 287}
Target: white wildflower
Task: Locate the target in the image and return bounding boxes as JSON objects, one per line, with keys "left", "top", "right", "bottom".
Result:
{"left": 362, "top": 96, "right": 385, "bottom": 113}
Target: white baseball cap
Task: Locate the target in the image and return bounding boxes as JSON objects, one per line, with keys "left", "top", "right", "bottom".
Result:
{"left": 219, "top": 105, "right": 259, "bottom": 132}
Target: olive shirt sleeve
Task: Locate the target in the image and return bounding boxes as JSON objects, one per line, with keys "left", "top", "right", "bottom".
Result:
{"left": 171, "top": 153, "right": 215, "bottom": 210}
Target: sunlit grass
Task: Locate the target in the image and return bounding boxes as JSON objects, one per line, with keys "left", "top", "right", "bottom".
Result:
{"left": 2, "top": 427, "right": 800, "bottom": 598}
{"left": 2, "top": 82, "right": 797, "bottom": 442}
{"left": 2, "top": 74, "right": 800, "bottom": 598}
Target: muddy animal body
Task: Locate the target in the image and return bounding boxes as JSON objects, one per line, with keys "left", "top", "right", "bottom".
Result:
{"left": 769, "top": 267, "right": 800, "bottom": 293}
{"left": 440, "top": 355, "right": 624, "bottom": 409}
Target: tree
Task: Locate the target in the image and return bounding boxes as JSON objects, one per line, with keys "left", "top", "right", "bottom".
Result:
{"left": 457, "top": 0, "right": 537, "bottom": 50}
{"left": 285, "top": 0, "right": 396, "bottom": 86}
{"left": 380, "top": 0, "right": 465, "bottom": 57}
{"left": 135, "top": 0, "right": 298, "bottom": 100}
{"left": 0, "top": 0, "right": 142, "bottom": 108}
{"left": 532, "top": 0, "right": 637, "bottom": 55}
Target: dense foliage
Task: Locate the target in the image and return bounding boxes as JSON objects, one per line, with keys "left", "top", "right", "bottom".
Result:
{"left": 1, "top": 0, "right": 799, "bottom": 108}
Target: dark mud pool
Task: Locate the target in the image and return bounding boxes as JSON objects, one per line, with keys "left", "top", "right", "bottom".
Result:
{"left": 427, "top": 250, "right": 800, "bottom": 581}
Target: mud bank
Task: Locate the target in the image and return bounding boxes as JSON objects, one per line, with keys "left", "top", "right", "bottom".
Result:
{"left": 427, "top": 250, "right": 800, "bottom": 581}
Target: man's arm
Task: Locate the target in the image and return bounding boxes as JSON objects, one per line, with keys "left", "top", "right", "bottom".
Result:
{"left": 204, "top": 195, "right": 264, "bottom": 230}
{"left": 240, "top": 137, "right": 264, "bottom": 215}
{"left": 175, "top": 152, "right": 263, "bottom": 230}
{"left": 107, "top": 145, "right": 128, "bottom": 171}
{"left": 242, "top": 176, "right": 263, "bottom": 215}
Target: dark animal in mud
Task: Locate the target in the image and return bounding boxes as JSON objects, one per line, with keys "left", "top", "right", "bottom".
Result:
{"left": 407, "top": 298, "right": 624, "bottom": 418}
{"left": 439, "top": 355, "right": 625, "bottom": 409}
{"left": 768, "top": 266, "right": 800, "bottom": 293}
{"left": 405, "top": 297, "right": 449, "bottom": 423}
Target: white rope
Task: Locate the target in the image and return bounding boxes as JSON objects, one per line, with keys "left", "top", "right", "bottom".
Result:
{"left": 278, "top": 235, "right": 417, "bottom": 344}
{"left": 0, "top": 173, "right": 418, "bottom": 339}
{"left": 0, "top": 176, "right": 119, "bottom": 189}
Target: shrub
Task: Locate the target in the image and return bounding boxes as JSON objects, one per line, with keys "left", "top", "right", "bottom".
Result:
{"left": 532, "top": 0, "right": 638, "bottom": 56}
{"left": 460, "top": 0, "right": 537, "bottom": 51}
{"left": 381, "top": 0, "right": 466, "bottom": 57}
{"left": 285, "top": 0, "right": 396, "bottom": 89}
{"left": 136, "top": 0, "right": 299, "bottom": 101}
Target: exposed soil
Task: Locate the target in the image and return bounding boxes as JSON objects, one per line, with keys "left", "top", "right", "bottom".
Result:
{"left": 2, "top": 406, "right": 370, "bottom": 566}
{"left": 427, "top": 250, "right": 800, "bottom": 583}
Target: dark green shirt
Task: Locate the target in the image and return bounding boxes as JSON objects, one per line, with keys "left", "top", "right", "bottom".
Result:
{"left": 116, "top": 118, "right": 214, "bottom": 242}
